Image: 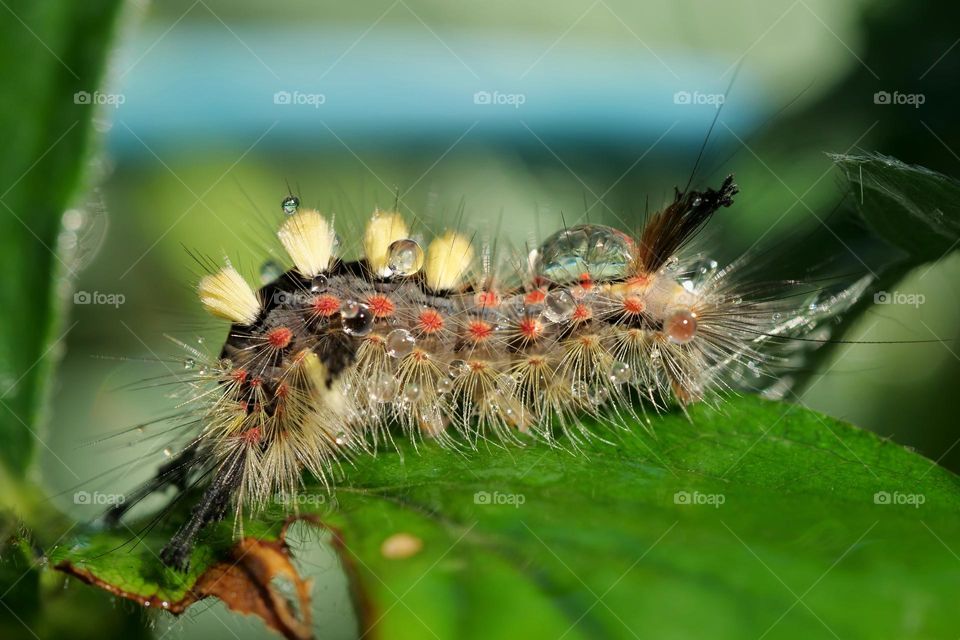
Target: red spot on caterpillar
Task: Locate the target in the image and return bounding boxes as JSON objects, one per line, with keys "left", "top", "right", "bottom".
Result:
{"left": 627, "top": 273, "right": 651, "bottom": 287}
{"left": 622, "top": 295, "right": 645, "bottom": 315}
{"left": 418, "top": 309, "right": 444, "bottom": 334}
{"left": 579, "top": 273, "right": 593, "bottom": 289}
{"left": 249, "top": 377, "right": 263, "bottom": 388}
{"left": 242, "top": 427, "right": 262, "bottom": 444}
{"left": 572, "top": 304, "right": 592, "bottom": 322}
{"left": 367, "top": 294, "right": 396, "bottom": 318}
{"left": 266, "top": 327, "right": 293, "bottom": 349}
{"left": 475, "top": 290, "right": 500, "bottom": 307}
{"left": 466, "top": 319, "right": 494, "bottom": 342}
{"left": 518, "top": 316, "right": 542, "bottom": 340}
{"left": 231, "top": 369, "right": 248, "bottom": 384}
{"left": 524, "top": 289, "right": 546, "bottom": 305}
{"left": 275, "top": 383, "right": 288, "bottom": 398}
{"left": 312, "top": 294, "right": 340, "bottom": 317}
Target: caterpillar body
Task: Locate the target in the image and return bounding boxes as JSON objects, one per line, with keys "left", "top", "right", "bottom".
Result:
{"left": 106, "top": 175, "right": 870, "bottom": 570}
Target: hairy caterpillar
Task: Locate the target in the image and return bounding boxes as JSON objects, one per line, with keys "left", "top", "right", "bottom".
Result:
{"left": 104, "top": 175, "right": 871, "bottom": 571}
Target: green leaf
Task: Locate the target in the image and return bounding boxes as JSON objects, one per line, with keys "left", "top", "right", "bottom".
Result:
{"left": 52, "top": 396, "right": 960, "bottom": 639}
{"left": 831, "top": 153, "right": 960, "bottom": 262}
{"left": 0, "top": 0, "right": 124, "bottom": 481}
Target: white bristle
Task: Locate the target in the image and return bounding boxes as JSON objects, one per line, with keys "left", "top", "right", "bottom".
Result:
{"left": 424, "top": 230, "right": 474, "bottom": 291}
{"left": 278, "top": 209, "right": 336, "bottom": 278}
{"left": 364, "top": 210, "right": 409, "bottom": 277}
{"left": 198, "top": 267, "right": 261, "bottom": 325}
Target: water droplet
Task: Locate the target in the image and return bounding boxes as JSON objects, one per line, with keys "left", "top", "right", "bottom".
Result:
{"left": 310, "top": 274, "right": 328, "bottom": 293}
{"left": 335, "top": 431, "right": 348, "bottom": 445}
{"left": 588, "top": 385, "right": 609, "bottom": 405}
{"left": 570, "top": 381, "right": 588, "bottom": 398}
{"left": 370, "top": 373, "right": 398, "bottom": 403}
{"left": 448, "top": 359, "right": 470, "bottom": 378}
{"left": 542, "top": 289, "right": 576, "bottom": 323}
{"left": 609, "top": 361, "right": 632, "bottom": 385}
{"left": 342, "top": 302, "right": 374, "bottom": 337}
{"left": 162, "top": 447, "right": 173, "bottom": 458}
{"left": 281, "top": 195, "right": 300, "bottom": 215}
{"left": 437, "top": 377, "right": 454, "bottom": 393}
{"left": 665, "top": 309, "right": 698, "bottom": 344}
{"left": 772, "top": 312, "right": 783, "bottom": 322}
{"left": 402, "top": 382, "right": 423, "bottom": 403}
{"left": 386, "top": 329, "right": 416, "bottom": 358}
{"left": 259, "top": 259, "right": 283, "bottom": 284}
{"left": 184, "top": 358, "right": 196, "bottom": 370}
{"left": 535, "top": 224, "right": 636, "bottom": 283}
{"left": 386, "top": 238, "right": 424, "bottom": 276}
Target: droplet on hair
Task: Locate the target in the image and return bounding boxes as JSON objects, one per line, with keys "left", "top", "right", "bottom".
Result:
{"left": 386, "top": 329, "right": 416, "bottom": 358}
{"left": 402, "top": 382, "right": 424, "bottom": 403}
{"left": 310, "top": 274, "right": 328, "bottom": 293}
{"left": 370, "top": 373, "right": 398, "bottom": 403}
{"left": 184, "top": 358, "right": 196, "bottom": 370}
{"left": 386, "top": 238, "right": 424, "bottom": 276}
{"left": 609, "top": 361, "right": 631, "bottom": 385}
{"left": 281, "top": 195, "right": 300, "bottom": 215}
{"left": 448, "top": 359, "right": 470, "bottom": 378}
{"left": 542, "top": 289, "right": 575, "bottom": 323}
{"left": 342, "top": 302, "right": 374, "bottom": 337}
{"left": 665, "top": 309, "right": 698, "bottom": 344}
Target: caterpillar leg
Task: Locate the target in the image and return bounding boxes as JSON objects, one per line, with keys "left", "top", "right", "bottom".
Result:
{"left": 159, "top": 448, "right": 247, "bottom": 571}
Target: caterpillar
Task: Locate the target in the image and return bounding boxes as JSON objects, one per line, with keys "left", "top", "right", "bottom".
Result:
{"left": 105, "top": 175, "right": 871, "bottom": 570}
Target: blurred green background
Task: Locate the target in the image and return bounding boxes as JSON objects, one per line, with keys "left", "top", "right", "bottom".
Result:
{"left": 14, "top": 0, "right": 960, "bottom": 637}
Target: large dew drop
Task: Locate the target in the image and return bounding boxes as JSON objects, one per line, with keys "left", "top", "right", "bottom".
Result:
{"left": 535, "top": 224, "right": 636, "bottom": 283}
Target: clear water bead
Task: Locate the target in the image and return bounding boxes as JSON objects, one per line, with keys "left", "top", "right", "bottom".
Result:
{"left": 281, "top": 195, "right": 300, "bottom": 215}
{"left": 386, "top": 329, "right": 416, "bottom": 358}
{"left": 609, "top": 361, "right": 631, "bottom": 385}
{"left": 402, "top": 382, "right": 423, "bottom": 403}
{"left": 341, "top": 302, "right": 374, "bottom": 336}
{"left": 535, "top": 224, "right": 636, "bottom": 283}
{"left": 542, "top": 289, "right": 576, "bottom": 323}
{"left": 370, "top": 373, "right": 398, "bottom": 403}
{"left": 310, "top": 274, "right": 328, "bottom": 293}
{"left": 436, "top": 377, "right": 454, "bottom": 394}
{"left": 448, "top": 359, "right": 470, "bottom": 378}
{"left": 183, "top": 358, "right": 196, "bottom": 370}
{"left": 386, "top": 238, "right": 424, "bottom": 276}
